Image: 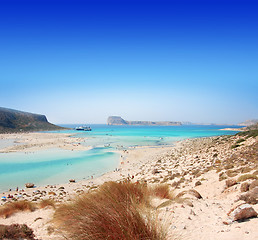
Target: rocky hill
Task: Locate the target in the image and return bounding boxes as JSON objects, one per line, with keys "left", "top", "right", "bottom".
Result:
{"left": 0, "top": 107, "right": 64, "bottom": 133}
{"left": 239, "top": 119, "right": 258, "bottom": 126}
{"left": 107, "top": 116, "right": 128, "bottom": 125}
{"left": 107, "top": 116, "right": 182, "bottom": 126}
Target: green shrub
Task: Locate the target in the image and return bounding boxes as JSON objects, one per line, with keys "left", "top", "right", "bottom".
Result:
{"left": 231, "top": 144, "right": 240, "bottom": 149}
{"left": 237, "top": 174, "right": 257, "bottom": 182}
{"left": 237, "top": 129, "right": 258, "bottom": 138}
{"left": 236, "top": 138, "right": 245, "bottom": 144}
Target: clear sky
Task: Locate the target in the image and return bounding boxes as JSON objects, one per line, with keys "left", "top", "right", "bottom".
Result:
{"left": 0, "top": 0, "right": 257, "bottom": 124}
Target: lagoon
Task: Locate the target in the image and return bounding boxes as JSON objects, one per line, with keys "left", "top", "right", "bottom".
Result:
{"left": 0, "top": 124, "right": 241, "bottom": 192}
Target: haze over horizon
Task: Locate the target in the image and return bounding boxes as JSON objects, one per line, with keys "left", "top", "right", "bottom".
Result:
{"left": 0, "top": 0, "right": 257, "bottom": 125}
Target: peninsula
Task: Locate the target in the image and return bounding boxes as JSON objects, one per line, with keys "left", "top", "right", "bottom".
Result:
{"left": 0, "top": 107, "right": 64, "bottom": 133}
{"left": 107, "top": 116, "right": 182, "bottom": 126}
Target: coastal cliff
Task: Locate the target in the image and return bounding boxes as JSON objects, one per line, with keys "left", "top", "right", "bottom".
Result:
{"left": 107, "top": 116, "right": 182, "bottom": 126}
{"left": 0, "top": 107, "right": 64, "bottom": 133}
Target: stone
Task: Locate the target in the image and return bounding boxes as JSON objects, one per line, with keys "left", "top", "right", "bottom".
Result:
{"left": 239, "top": 187, "right": 258, "bottom": 204}
{"left": 228, "top": 203, "right": 257, "bottom": 221}
{"left": 25, "top": 183, "right": 34, "bottom": 188}
{"left": 226, "top": 179, "right": 237, "bottom": 188}
{"left": 249, "top": 180, "right": 258, "bottom": 190}
{"left": 195, "top": 181, "right": 201, "bottom": 186}
{"left": 48, "top": 191, "right": 56, "bottom": 196}
{"left": 69, "top": 179, "right": 76, "bottom": 183}
{"left": 176, "top": 189, "right": 202, "bottom": 199}
{"left": 240, "top": 182, "right": 250, "bottom": 192}
{"left": 152, "top": 169, "right": 160, "bottom": 174}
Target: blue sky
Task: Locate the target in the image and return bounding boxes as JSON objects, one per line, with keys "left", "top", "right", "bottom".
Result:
{"left": 0, "top": 0, "right": 257, "bottom": 124}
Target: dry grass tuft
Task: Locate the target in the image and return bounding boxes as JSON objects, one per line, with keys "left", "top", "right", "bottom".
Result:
{"left": 0, "top": 224, "right": 35, "bottom": 239}
{"left": 240, "top": 167, "right": 253, "bottom": 173}
{"left": 0, "top": 201, "right": 36, "bottom": 218}
{"left": 151, "top": 184, "right": 173, "bottom": 199}
{"left": 53, "top": 181, "right": 166, "bottom": 240}
{"left": 38, "top": 199, "right": 56, "bottom": 209}
{"left": 226, "top": 169, "right": 238, "bottom": 177}
{"left": 237, "top": 174, "right": 258, "bottom": 182}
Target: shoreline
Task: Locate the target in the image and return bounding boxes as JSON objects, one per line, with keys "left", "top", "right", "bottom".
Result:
{"left": 0, "top": 132, "right": 92, "bottom": 153}
{"left": 0, "top": 132, "right": 236, "bottom": 195}
{"left": 0, "top": 143, "right": 172, "bottom": 198}
{"left": 220, "top": 127, "right": 245, "bottom": 131}
{"left": 0, "top": 131, "right": 257, "bottom": 239}
{"left": 0, "top": 132, "right": 172, "bottom": 195}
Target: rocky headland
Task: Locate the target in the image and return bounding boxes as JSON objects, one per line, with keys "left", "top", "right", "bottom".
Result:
{"left": 107, "top": 116, "right": 182, "bottom": 126}
{"left": 0, "top": 107, "right": 64, "bottom": 133}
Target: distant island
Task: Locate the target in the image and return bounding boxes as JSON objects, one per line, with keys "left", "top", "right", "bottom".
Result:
{"left": 107, "top": 116, "right": 182, "bottom": 126}
{"left": 238, "top": 119, "right": 258, "bottom": 126}
{"left": 0, "top": 107, "right": 64, "bottom": 133}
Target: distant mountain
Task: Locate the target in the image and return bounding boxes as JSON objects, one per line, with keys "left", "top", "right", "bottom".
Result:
{"left": 238, "top": 119, "right": 258, "bottom": 126}
{"left": 0, "top": 107, "right": 64, "bottom": 133}
{"left": 107, "top": 116, "right": 182, "bottom": 126}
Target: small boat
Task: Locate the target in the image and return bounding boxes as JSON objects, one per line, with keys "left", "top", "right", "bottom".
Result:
{"left": 75, "top": 126, "right": 92, "bottom": 131}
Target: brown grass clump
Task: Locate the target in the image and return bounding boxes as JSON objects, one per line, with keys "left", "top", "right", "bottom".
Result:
{"left": 226, "top": 170, "right": 238, "bottom": 177}
{"left": 151, "top": 184, "right": 173, "bottom": 199}
{"left": 54, "top": 181, "right": 166, "bottom": 240}
{"left": 216, "top": 167, "right": 223, "bottom": 173}
{"left": 0, "top": 224, "right": 35, "bottom": 239}
{"left": 241, "top": 167, "right": 253, "bottom": 173}
{"left": 237, "top": 174, "right": 258, "bottom": 182}
{"left": 38, "top": 199, "right": 56, "bottom": 209}
{"left": 0, "top": 201, "right": 36, "bottom": 218}
{"left": 219, "top": 172, "right": 228, "bottom": 181}
{"left": 224, "top": 163, "right": 234, "bottom": 170}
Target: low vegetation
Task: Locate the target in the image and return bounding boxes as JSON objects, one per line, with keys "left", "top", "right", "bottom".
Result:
{"left": 236, "top": 138, "right": 245, "bottom": 144}
{"left": 0, "top": 199, "right": 56, "bottom": 218}
{"left": 38, "top": 199, "right": 56, "bottom": 209}
{"left": 54, "top": 181, "right": 167, "bottom": 240}
{"left": 151, "top": 184, "right": 173, "bottom": 199}
{"left": 231, "top": 144, "right": 240, "bottom": 149}
{"left": 237, "top": 125, "right": 258, "bottom": 138}
{"left": 0, "top": 224, "right": 35, "bottom": 240}
{"left": 0, "top": 201, "right": 36, "bottom": 218}
{"left": 237, "top": 174, "right": 257, "bottom": 182}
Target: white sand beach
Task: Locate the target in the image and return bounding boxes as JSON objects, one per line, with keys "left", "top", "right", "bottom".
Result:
{"left": 0, "top": 132, "right": 257, "bottom": 240}
{"left": 0, "top": 132, "right": 91, "bottom": 153}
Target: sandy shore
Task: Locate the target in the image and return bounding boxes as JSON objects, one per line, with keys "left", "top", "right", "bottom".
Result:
{"left": 0, "top": 132, "right": 257, "bottom": 239}
{"left": 0, "top": 132, "right": 91, "bottom": 153}
{"left": 220, "top": 127, "right": 245, "bottom": 131}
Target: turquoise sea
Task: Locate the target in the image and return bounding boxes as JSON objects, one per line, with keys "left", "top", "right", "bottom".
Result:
{"left": 0, "top": 124, "right": 241, "bottom": 192}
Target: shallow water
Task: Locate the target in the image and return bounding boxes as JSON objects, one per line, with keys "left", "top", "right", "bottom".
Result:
{"left": 0, "top": 148, "right": 119, "bottom": 192}
{"left": 62, "top": 124, "right": 241, "bottom": 148}
{"left": 0, "top": 124, "right": 241, "bottom": 192}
